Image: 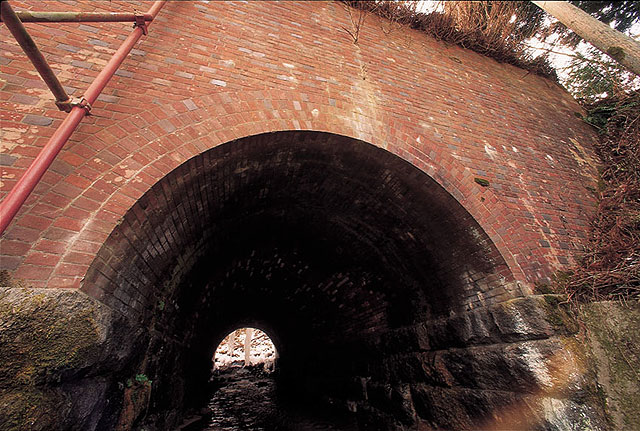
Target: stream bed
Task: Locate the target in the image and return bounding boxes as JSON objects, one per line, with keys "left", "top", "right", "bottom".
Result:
{"left": 184, "top": 367, "right": 358, "bottom": 431}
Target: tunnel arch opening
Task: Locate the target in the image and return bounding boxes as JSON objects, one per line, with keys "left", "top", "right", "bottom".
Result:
{"left": 82, "top": 130, "right": 528, "bottom": 429}
{"left": 213, "top": 327, "right": 278, "bottom": 371}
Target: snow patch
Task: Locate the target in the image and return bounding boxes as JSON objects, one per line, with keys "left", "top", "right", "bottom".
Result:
{"left": 214, "top": 328, "right": 276, "bottom": 371}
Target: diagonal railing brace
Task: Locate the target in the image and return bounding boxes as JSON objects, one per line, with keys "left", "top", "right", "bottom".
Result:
{"left": 1, "top": 1, "right": 73, "bottom": 111}
{"left": 0, "top": 0, "right": 167, "bottom": 235}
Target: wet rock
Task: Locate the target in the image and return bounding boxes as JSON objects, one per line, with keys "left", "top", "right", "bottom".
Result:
{"left": 390, "top": 384, "right": 416, "bottom": 425}
{"left": 0, "top": 285, "right": 607, "bottom": 430}
{"left": 424, "top": 296, "right": 573, "bottom": 350}
{"left": 0, "top": 287, "right": 145, "bottom": 430}
{"left": 365, "top": 382, "right": 416, "bottom": 426}
{"left": 116, "top": 381, "right": 152, "bottom": 430}
{"left": 437, "top": 338, "right": 584, "bottom": 394}
{"left": 410, "top": 385, "right": 532, "bottom": 430}
{"left": 384, "top": 352, "right": 453, "bottom": 387}
{"left": 61, "top": 378, "right": 111, "bottom": 430}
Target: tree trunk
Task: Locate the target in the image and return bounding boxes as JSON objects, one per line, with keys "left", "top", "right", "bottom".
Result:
{"left": 228, "top": 330, "right": 237, "bottom": 361}
{"left": 244, "top": 328, "right": 253, "bottom": 366}
{"left": 532, "top": 1, "right": 640, "bottom": 76}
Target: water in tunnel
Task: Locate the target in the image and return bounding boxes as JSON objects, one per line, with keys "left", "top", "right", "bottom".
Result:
{"left": 80, "top": 131, "right": 551, "bottom": 430}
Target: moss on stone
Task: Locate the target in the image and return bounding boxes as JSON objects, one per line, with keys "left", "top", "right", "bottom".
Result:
{"left": 540, "top": 294, "right": 579, "bottom": 333}
{"left": 0, "top": 387, "right": 69, "bottom": 431}
{"left": 474, "top": 177, "right": 490, "bottom": 187}
{"left": 0, "top": 287, "right": 127, "bottom": 429}
{"left": 0, "top": 288, "right": 104, "bottom": 388}
{"left": 580, "top": 301, "right": 640, "bottom": 429}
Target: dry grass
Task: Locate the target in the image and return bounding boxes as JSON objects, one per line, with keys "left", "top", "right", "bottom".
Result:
{"left": 341, "top": 1, "right": 555, "bottom": 78}
{"left": 567, "top": 92, "right": 640, "bottom": 300}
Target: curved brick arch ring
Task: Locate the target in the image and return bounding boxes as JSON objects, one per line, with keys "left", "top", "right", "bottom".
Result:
{"left": 80, "top": 129, "right": 521, "bottom": 321}
{"left": 14, "top": 90, "right": 529, "bottom": 293}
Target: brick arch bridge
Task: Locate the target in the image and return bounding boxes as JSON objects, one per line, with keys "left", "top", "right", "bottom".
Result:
{"left": 0, "top": 1, "right": 606, "bottom": 430}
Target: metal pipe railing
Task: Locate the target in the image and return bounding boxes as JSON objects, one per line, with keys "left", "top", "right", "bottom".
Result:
{"left": 0, "top": 0, "right": 72, "bottom": 111}
{"left": 0, "top": 0, "right": 167, "bottom": 235}
{"left": 1, "top": 11, "right": 154, "bottom": 23}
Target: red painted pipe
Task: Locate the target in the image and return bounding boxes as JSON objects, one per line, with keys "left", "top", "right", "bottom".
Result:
{"left": 0, "top": 1, "right": 167, "bottom": 235}
{"left": 2, "top": 11, "right": 154, "bottom": 23}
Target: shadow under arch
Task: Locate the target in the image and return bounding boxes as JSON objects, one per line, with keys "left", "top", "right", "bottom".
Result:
{"left": 82, "top": 130, "right": 525, "bottom": 429}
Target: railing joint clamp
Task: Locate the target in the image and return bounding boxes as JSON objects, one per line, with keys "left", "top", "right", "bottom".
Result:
{"left": 134, "top": 13, "right": 148, "bottom": 35}
{"left": 55, "top": 99, "right": 73, "bottom": 113}
{"left": 70, "top": 97, "right": 92, "bottom": 114}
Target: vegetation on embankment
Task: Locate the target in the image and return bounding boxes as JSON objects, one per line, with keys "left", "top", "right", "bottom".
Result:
{"left": 566, "top": 91, "right": 640, "bottom": 301}
{"left": 341, "top": 1, "right": 556, "bottom": 78}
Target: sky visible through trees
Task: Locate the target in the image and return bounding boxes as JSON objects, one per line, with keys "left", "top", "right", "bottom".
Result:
{"left": 415, "top": 1, "right": 640, "bottom": 100}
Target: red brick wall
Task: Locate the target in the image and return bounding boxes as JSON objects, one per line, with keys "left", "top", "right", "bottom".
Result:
{"left": 0, "top": 1, "right": 600, "bottom": 290}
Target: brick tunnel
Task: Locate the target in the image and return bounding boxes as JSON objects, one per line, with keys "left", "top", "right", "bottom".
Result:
{"left": 59, "top": 131, "right": 593, "bottom": 430}
{"left": 0, "top": 1, "right": 609, "bottom": 430}
{"left": 92, "top": 130, "right": 517, "bottom": 421}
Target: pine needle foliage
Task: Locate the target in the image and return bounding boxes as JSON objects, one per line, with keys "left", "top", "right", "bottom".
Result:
{"left": 563, "top": 46, "right": 640, "bottom": 103}
{"left": 545, "top": 1, "right": 640, "bottom": 48}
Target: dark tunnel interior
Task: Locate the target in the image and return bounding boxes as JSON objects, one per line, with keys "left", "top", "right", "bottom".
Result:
{"left": 83, "top": 131, "right": 519, "bottom": 429}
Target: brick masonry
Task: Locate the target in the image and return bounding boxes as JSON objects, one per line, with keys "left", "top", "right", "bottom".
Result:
{"left": 0, "top": 0, "right": 600, "bottom": 291}
{"left": 83, "top": 131, "right": 517, "bottom": 327}
{"left": 0, "top": 4, "right": 610, "bottom": 428}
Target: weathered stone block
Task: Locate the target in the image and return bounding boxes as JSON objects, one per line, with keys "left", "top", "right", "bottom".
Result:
{"left": 580, "top": 300, "right": 640, "bottom": 430}
{"left": 0, "top": 287, "right": 146, "bottom": 430}
{"left": 384, "top": 352, "right": 453, "bottom": 387}
{"left": 439, "top": 338, "right": 585, "bottom": 395}
{"left": 424, "top": 296, "right": 575, "bottom": 350}
{"left": 410, "top": 385, "right": 546, "bottom": 430}
{"left": 366, "top": 382, "right": 416, "bottom": 425}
